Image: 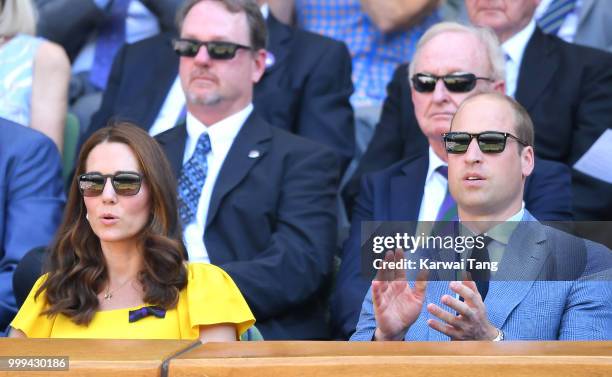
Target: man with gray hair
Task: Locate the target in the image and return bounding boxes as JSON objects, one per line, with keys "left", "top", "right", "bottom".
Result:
{"left": 347, "top": 0, "right": 612, "bottom": 221}
{"left": 331, "top": 22, "right": 573, "bottom": 339}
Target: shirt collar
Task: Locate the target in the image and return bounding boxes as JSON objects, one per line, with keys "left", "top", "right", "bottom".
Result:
{"left": 185, "top": 103, "right": 253, "bottom": 156}
{"left": 425, "top": 146, "right": 448, "bottom": 183}
{"left": 502, "top": 19, "right": 536, "bottom": 65}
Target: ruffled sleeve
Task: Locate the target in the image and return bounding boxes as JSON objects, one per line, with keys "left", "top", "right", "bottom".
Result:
{"left": 10, "top": 274, "right": 54, "bottom": 337}
{"left": 184, "top": 263, "right": 255, "bottom": 338}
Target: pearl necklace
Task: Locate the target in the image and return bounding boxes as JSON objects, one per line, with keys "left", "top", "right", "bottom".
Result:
{"left": 104, "top": 277, "right": 135, "bottom": 300}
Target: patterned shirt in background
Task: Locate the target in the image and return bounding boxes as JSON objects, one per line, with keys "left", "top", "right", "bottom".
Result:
{"left": 296, "top": 0, "right": 441, "bottom": 107}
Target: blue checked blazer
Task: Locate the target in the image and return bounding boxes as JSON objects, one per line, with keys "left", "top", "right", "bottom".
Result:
{"left": 350, "top": 211, "right": 612, "bottom": 341}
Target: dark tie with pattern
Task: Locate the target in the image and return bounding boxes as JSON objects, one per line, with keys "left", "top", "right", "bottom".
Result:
{"left": 90, "top": 0, "right": 130, "bottom": 89}
{"left": 435, "top": 166, "right": 458, "bottom": 221}
{"left": 178, "top": 133, "right": 211, "bottom": 227}
{"left": 537, "top": 0, "right": 577, "bottom": 35}
{"left": 468, "top": 235, "right": 493, "bottom": 300}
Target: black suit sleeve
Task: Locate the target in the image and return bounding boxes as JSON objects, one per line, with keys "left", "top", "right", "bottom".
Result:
{"left": 220, "top": 147, "right": 340, "bottom": 321}
{"left": 295, "top": 40, "right": 355, "bottom": 173}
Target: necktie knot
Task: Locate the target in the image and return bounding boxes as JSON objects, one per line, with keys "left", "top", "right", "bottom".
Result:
{"left": 436, "top": 165, "right": 448, "bottom": 179}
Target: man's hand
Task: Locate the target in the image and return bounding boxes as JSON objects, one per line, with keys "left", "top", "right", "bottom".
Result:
{"left": 426, "top": 280, "right": 498, "bottom": 340}
{"left": 373, "top": 249, "right": 427, "bottom": 340}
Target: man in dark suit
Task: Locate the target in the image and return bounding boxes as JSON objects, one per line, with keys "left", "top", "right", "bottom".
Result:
{"left": 87, "top": 0, "right": 355, "bottom": 172}
{"left": 0, "top": 118, "right": 65, "bottom": 333}
{"left": 347, "top": 0, "right": 612, "bottom": 220}
{"left": 331, "top": 22, "right": 574, "bottom": 340}
{"left": 154, "top": 0, "right": 339, "bottom": 340}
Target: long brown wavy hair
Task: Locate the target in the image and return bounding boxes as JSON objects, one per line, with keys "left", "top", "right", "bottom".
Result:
{"left": 37, "top": 123, "right": 188, "bottom": 325}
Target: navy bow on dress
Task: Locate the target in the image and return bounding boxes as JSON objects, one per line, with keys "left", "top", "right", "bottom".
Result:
{"left": 128, "top": 305, "right": 166, "bottom": 323}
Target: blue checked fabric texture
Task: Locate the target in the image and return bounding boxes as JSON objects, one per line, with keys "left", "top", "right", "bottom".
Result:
{"left": 296, "top": 0, "right": 440, "bottom": 106}
{"left": 178, "top": 133, "right": 211, "bottom": 227}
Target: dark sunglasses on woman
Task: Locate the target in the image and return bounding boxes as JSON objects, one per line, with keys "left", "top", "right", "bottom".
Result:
{"left": 443, "top": 131, "right": 529, "bottom": 154}
{"left": 78, "top": 172, "right": 143, "bottom": 197}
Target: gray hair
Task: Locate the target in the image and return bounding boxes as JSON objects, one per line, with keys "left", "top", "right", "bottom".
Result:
{"left": 408, "top": 22, "right": 505, "bottom": 84}
{"left": 176, "top": 0, "right": 267, "bottom": 51}
{"left": 0, "top": 0, "right": 37, "bottom": 36}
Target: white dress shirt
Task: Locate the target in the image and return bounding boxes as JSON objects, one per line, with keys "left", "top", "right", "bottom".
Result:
{"left": 182, "top": 104, "right": 254, "bottom": 262}
{"left": 502, "top": 20, "right": 536, "bottom": 98}
{"left": 417, "top": 147, "right": 449, "bottom": 221}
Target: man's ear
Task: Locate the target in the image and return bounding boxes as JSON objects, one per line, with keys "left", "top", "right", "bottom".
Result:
{"left": 493, "top": 80, "right": 506, "bottom": 94}
{"left": 251, "top": 49, "right": 267, "bottom": 83}
{"left": 521, "top": 145, "right": 535, "bottom": 178}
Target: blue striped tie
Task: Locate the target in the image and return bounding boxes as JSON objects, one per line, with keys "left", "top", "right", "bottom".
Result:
{"left": 435, "top": 166, "right": 458, "bottom": 222}
{"left": 537, "top": 0, "right": 577, "bottom": 35}
{"left": 178, "top": 133, "right": 211, "bottom": 227}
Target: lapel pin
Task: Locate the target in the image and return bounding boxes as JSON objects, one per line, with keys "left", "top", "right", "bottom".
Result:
{"left": 248, "top": 150, "right": 261, "bottom": 159}
{"left": 265, "top": 51, "right": 276, "bottom": 69}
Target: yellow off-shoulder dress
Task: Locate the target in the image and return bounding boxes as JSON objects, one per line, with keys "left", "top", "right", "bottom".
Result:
{"left": 10, "top": 263, "right": 255, "bottom": 339}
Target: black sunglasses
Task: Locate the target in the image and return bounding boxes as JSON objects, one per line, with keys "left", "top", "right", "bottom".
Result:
{"left": 172, "top": 38, "right": 252, "bottom": 60}
{"left": 411, "top": 73, "right": 493, "bottom": 93}
{"left": 78, "top": 172, "right": 143, "bottom": 197}
{"left": 443, "top": 131, "right": 529, "bottom": 154}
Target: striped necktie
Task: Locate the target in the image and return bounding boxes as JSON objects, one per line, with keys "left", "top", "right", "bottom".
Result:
{"left": 178, "top": 133, "right": 211, "bottom": 227}
{"left": 435, "top": 166, "right": 458, "bottom": 222}
{"left": 537, "top": 0, "right": 577, "bottom": 35}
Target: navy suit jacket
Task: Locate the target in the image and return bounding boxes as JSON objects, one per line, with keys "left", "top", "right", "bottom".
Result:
{"left": 0, "top": 119, "right": 65, "bottom": 331}
{"left": 351, "top": 210, "right": 612, "bottom": 341}
{"left": 89, "top": 14, "right": 354, "bottom": 171}
{"left": 155, "top": 111, "right": 340, "bottom": 340}
{"left": 346, "top": 28, "right": 612, "bottom": 220}
{"left": 331, "top": 153, "right": 573, "bottom": 339}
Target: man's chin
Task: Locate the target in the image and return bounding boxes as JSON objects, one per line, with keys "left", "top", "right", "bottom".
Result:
{"left": 187, "top": 92, "right": 222, "bottom": 106}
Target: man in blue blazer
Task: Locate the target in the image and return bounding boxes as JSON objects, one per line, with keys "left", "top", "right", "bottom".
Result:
{"left": 331, "top": 22, "right": 574, "bottom": 340}
{"left": 347, "top": 0, "right": 612, "bottom": 221}
{"left": 0, "top": 118, "right": 65, "bottom": 332}
{"left": 155, "top": 0, "right": 339, "bottom": 340}
{"left": 351, "top": 92, "right": 612, "bottom": 341}
{"left": 87, "top": 1, "right": 354, "bottom": 172}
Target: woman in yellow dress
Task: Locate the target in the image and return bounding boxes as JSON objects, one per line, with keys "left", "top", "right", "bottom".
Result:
{"left": 9, "top": 123, "right": 254, "bottom": 340}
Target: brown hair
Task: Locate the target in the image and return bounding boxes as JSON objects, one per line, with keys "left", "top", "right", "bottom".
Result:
{"left": 37, "top": 123, "right": 187, "bottom": 325}
{"left": 176, "top": 0, "right": 267, "bottom": 51}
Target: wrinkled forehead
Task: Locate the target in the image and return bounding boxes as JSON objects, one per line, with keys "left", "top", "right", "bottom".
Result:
{"left": 413, "top": 31, "right": 491, "bottom": 76}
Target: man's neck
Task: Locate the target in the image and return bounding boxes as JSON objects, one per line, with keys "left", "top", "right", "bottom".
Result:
{"left": 188, "top": 101, "right": 251, "bottom": 127}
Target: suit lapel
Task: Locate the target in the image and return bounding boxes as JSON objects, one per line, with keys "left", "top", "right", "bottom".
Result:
{"left": 206, "top": 113, "right": 271, "bottom": 228}
{"left": 577, "top": 0, "right": 595, "bottom": 28}
{"left": 262, "top": 14, "right": 292, "bottom": 77}
{"left": 515, "top": 27, "right": 558, "bottom": 111}
{"left": 485, "top": 217, "right": 548, "bottom": 328}
{"left": 141, "top": 34, "right": 180, "bottom": 129}
{"left": 154, "top": 123, "right": 187, "bottom": 179}
{"left": 389, "top": 155, "right": 428, "bottom": 221}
